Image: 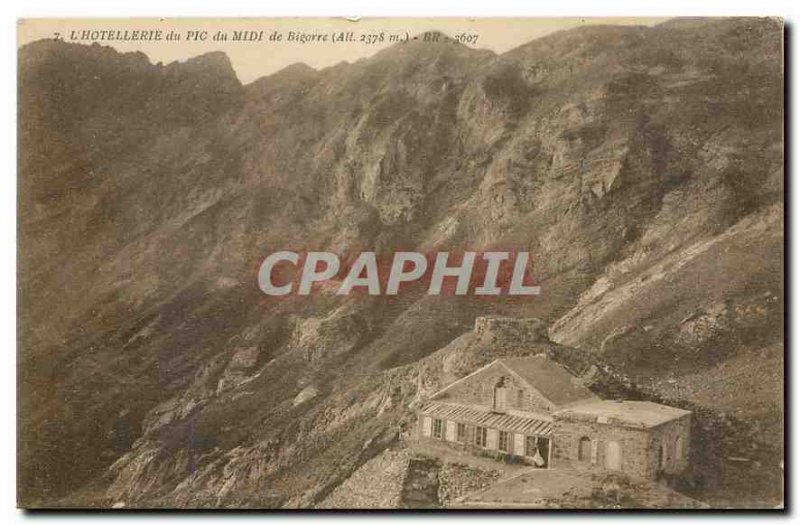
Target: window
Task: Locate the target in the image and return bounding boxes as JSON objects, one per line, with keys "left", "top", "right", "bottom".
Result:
{"left": 517, "top": 389, "right": 524, "bottom": 407}
{"left": 475, "top": 426, "right": 487, "bottom": 447}
{"left": 675, "top": 436, "right": 684, "bottom": 460}
{"left": 499, "top": 431, "right": 510, "bottom": 452}
{"left": 433, "top": 418, "right": 443, "bottom": 439}
{"left": 456, "top": 423, "right": 466, "bottom": 443}
{"left": 578, "top": 436, "right": 592, "bottom": 462}
{"left": 493, "top": 377, "right": 508, "bottom": 412}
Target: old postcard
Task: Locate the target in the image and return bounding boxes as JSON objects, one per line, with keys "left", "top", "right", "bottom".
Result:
{"left": 17, "top": 17, "right": 784, "bottom": 509}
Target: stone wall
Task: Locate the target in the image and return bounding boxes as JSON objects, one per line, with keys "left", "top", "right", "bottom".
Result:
{"left": 317, "top": 449, "right": 411, "bottom": 509}
{"left": 553, "top": 414, "right": 691, "bottom": 479}
{"left": 433, "top": 361, "right": 554, "bottom": 414}
{"left": 474, "top": 316, "right": 549, "bottom": 343}
{"left": 437, "top": 463, "right": 501, "bottom": 506}
{"left": 421, "top": 408, "right": 690, "bottom": 480}
{"left": 553, "top": 418, "right": 653, "bottom": 478}
{"left": 647, "top": 415, "right": 691, "bottom": 476}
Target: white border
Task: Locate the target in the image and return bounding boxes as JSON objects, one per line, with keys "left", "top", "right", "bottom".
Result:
{"left": 4, "top": 1, "right": 795, "bottom": 523}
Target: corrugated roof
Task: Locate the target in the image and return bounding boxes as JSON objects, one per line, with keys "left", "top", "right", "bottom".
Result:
{"left": 499, "top": 356, "right": 596, "bottom": 407}
{"left": 421, "top": 401, "right": 554, "bottom": 436}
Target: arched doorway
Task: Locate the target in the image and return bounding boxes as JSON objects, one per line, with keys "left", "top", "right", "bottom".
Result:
{"left": 578, "top": 437, "right": 592, "bottom": 462}
{"left": 605, "top": 441, "right": 622, "bottom": 470}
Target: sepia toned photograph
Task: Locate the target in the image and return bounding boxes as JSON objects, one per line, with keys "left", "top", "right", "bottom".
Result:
{"left": 17, "top": 16, "right": 784, "bottom": 510}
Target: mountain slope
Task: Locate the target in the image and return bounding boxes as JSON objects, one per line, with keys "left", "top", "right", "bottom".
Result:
{"left": 18, "top": 18, "right": 783, "bottom": 507}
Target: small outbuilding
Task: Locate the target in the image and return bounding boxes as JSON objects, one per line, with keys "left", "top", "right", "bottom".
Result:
{"left": 553, "top": 399, "right": 691, "bottom": 479}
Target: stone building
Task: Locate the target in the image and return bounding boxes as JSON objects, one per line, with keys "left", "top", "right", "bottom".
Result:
{"left": 552, "top": 399, "right": 691, "bottom": 478}
{"left": 416, "top": 354, "right": 691, "bottom": 480}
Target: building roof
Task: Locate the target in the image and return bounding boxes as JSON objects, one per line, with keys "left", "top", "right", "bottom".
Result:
{"left": 421, "top": 400, "right": 554, "bottom": 436}
{"left": 553, "top": 400, "right": 691, "bottom": 429}
{"left": 498, "top": 356, "right": 596, "bottom": 408}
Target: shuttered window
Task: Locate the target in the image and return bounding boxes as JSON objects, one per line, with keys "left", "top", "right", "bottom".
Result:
{"left": 433, "top": 418, "right": 443, "bottom": 439}
{"left": 499, "top": 431, "right": 510, "bottom": 452}
{"left": 475, "top": 426, "right": 487, "bottom": 447}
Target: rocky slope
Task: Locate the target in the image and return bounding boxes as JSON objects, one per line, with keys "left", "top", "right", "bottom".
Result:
{"left": 18, "top": 18, "right": 783, "bottom": 508}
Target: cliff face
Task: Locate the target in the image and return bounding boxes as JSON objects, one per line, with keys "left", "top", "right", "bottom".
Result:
{"left": 18, "top": 18, "right": 783, "bottom": 508}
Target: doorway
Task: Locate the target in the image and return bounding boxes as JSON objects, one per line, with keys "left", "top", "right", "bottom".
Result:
{"left": 605, "top": 440, "right": 622, "bottom": 470}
